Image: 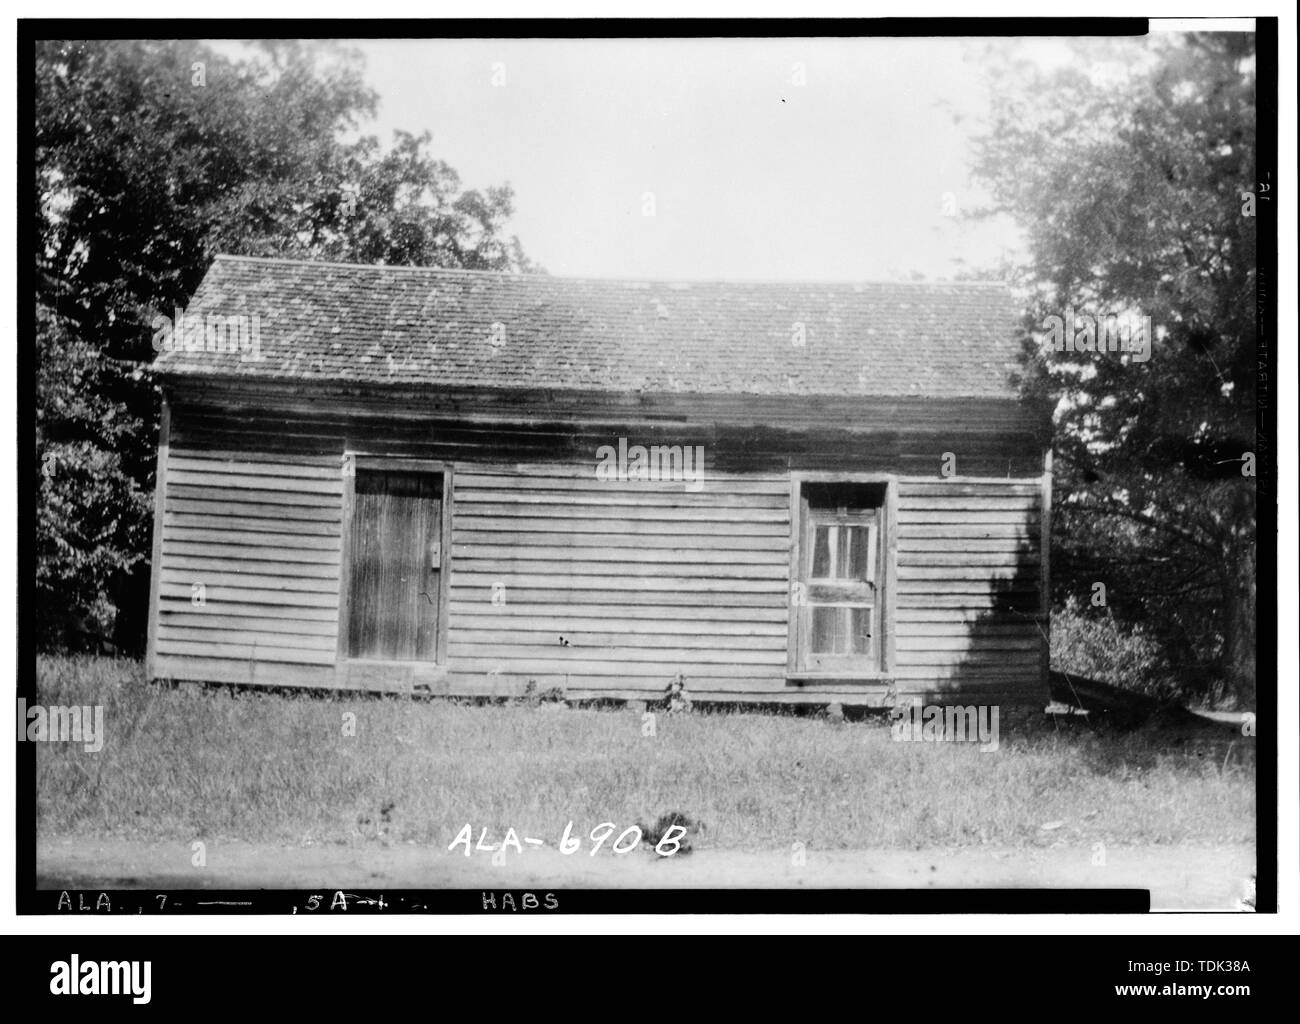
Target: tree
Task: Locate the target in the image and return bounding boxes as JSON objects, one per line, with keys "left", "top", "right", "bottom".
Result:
{"left": 970, "top": 34, "right": 1258, "bottom": 706}
{"left": 36, "top": 39, "right": 534, "bottom": 649}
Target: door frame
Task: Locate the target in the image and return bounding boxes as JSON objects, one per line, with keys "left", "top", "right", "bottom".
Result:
{"left": 336, "top": 453, "right": 453, "bottom": 668}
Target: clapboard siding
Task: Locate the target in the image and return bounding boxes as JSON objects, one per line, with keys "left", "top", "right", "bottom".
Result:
{"left": 149, "top": 397, "right": 1049, "bottom": 705}
{"left": 445, "top": 465, "right": 791, "bottom": 688}
{"left": 892, "top": 479, "right": 1044, "bottom": 689}
{"left": 156, "top": 449, "right": 344, "bottom": 666}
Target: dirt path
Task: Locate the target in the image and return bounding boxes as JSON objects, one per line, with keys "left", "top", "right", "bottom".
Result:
{"left": 36, "top": 837, "right": 1254, "bottom": 910}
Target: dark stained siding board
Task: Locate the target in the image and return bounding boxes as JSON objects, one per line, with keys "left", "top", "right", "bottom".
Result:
{"left": 163, "top": 386, "right": 1048, "bottom": 478}
{"left": 150, "top": 396, "right": 1048, "bottom": 704}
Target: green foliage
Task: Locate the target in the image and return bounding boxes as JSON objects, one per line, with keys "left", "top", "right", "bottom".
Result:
{"left": 35, "top": 40, "right": 534, "bottom": 648}
{"left": 970, "top": 35, "right": 1258, "bottom": 706}
{"left": 35, "top": 302, "right": 152, "bottom": 648}
{"left": 1050, "top": 596, "right": 1178, "bottom": 703}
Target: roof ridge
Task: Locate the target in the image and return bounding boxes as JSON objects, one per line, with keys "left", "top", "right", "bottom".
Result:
{"left": 209, "top": 253, "right": 1009, "bottom": 290}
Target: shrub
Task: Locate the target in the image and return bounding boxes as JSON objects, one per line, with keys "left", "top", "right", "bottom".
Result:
{"left": 1051, "top": 596, "right": 1179, "bottom": 702}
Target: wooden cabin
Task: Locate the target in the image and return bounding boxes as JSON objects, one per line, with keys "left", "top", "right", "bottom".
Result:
{"left": 147, "top": 255, "right": 1052, "bottom": 707}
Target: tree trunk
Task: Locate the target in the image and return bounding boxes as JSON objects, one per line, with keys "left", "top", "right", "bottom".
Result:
{"left": 1219, "top": 526, "right": 1256, "bottom": 710}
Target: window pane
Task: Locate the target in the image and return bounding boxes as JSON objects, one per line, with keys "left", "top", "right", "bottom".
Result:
{"left": 845, "top": 524, "right": 878, "bottom": 582}
{"left": 811, "top": 525, "right": 832, "bottom": 577}
{"left": 810, "top": 606, "right": 874, "bottom": 656}
{"left": 841, "top": 526, "right": 862, "bottom": 579}
{"left": 810, "top": 606, "right": 845, "bottom": 653}
{"left": 850, "top": 606, "right": 873, "bottom": 655}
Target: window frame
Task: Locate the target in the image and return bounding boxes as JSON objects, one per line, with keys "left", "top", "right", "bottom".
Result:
{"left": 787, "top": 472, "right": 896, "bottom": 680}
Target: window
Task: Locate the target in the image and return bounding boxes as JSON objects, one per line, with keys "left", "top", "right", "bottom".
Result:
{"left": 792, "top": 480, "right": 891, "bottom": 674}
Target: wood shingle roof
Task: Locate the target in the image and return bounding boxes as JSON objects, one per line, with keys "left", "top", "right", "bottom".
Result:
{"left": 155, "top": 254, "right": 1025, "bottom": 399}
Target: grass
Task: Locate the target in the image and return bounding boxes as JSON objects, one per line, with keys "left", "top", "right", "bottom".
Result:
{"left": 34, "top": 656, "right": 1255, "bottom": 851}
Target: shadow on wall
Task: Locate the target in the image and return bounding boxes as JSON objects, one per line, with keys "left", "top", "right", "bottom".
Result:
{"left": 926, "top": 533, "right": 1045, "bottom": 708}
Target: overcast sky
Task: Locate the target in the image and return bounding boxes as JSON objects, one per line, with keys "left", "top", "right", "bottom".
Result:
{"left": 334, "top": 37, "right": 1057, "bottom": 282}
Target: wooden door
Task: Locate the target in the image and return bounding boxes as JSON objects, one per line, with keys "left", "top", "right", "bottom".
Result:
{"left": 347, "top": 469, "right": 442, "bottom": 661}
{"left": 798, "top": 504, "right": 883, "bottom": 672}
